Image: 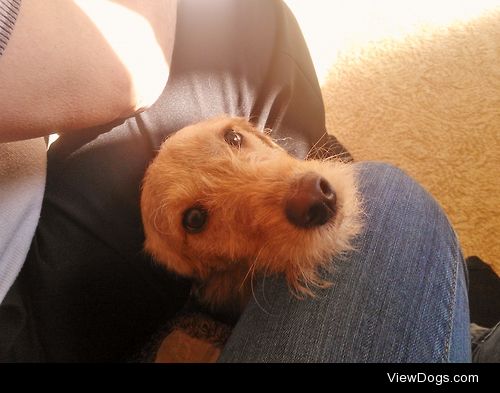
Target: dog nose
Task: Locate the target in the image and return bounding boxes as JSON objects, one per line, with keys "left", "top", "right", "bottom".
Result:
{"left": 285, "top": 172, "right": 337, "bottom": 228}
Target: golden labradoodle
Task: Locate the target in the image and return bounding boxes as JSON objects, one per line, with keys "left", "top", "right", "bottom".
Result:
{"left": 141, "top": 116, "right": 361, "bottom": 313}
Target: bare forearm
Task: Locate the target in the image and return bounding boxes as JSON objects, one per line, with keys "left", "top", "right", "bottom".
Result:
{"left": 0, "top": 0, "right": 177, "bottom": 142}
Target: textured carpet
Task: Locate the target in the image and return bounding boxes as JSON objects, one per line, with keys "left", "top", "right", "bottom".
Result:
{"left": 293, "top": 3, "right": 500, "bottom": 274}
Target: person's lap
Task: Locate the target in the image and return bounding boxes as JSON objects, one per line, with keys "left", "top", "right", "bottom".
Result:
{"left": 219, "top": 162, "right": 471, "bottom": 362}
{"left": 0, "top": 0, "right": 471, "bottom": 362}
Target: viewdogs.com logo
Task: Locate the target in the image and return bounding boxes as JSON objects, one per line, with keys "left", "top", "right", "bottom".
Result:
{"left": 387, "top": 373, "right": 478, "bottom": 385}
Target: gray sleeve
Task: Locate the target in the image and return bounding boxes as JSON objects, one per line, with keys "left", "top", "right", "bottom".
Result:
{"left": 0, "top": 0, "right": 21, "bottom": 57}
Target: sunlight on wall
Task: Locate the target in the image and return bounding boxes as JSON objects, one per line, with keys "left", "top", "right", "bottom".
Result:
{"left": 284, "top": 0, "right": 500, "bottom": 85}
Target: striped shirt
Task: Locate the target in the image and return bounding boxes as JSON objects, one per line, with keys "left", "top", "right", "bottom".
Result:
{"left": 0, "top": 0, "right": 21, "bottom": 57}
{"left": 0, "top": 0, "right": 45, "bottom": 305}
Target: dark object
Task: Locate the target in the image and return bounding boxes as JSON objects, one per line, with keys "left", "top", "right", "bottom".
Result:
{"left": 467, "top": 256, "right": 500, "bottom": 328}
{"left": 182, "top": 206, "right": 209, "bottom": 233}
{"left": 471, "top": 322, "right": 500, "bottom": 362}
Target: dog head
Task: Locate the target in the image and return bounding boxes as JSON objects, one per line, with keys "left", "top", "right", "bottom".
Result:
{"left": 141, "top": 116, "right": 361, "bottom": 310}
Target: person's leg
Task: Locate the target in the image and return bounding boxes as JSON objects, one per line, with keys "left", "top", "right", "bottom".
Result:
{"left": 219, "top": 162, "right": 471, "bottom": 362}
{"left": 0, "top": 0, "right": 342, "bottom": 361}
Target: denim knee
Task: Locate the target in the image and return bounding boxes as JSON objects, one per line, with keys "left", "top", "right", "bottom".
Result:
{"left": 352, "top": 160, "right": 464, "bottom": 268}
{"left": 351, "top": 161, "right": 470, "bottom": 362}
{"left": 353, "top": 161, "right": 460, "bottom": 245}
{"left": 219, "top": 161, "right": 470, "bottom": 362}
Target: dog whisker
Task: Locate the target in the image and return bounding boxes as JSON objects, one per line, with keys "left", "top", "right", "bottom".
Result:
{"left": 271, "top": 136, "right": 294, "bottom": 144}
{"left": 252, "top": 242, "right": 277, "bottom": 312}
{"left": 305, "top": 132, "right": 330, "bottom": 160}
{"left": 239, "top": 258, "right": 258, "bottom": 291}
{"left": 296, "top": 266, "right": 316, "bottom": 299}
{"left": 246, "top": 241, "right": 276, "bottom": 316}
{"left": 249, "top": 261, "right": 274, "bottom": 317}
{"left": 260, "top": 260, "right": 273, "bottom": 309}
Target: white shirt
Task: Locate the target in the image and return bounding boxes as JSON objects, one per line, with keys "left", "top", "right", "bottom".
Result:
{"left": 0, "top": 138, "right": 46, "bottom": 302}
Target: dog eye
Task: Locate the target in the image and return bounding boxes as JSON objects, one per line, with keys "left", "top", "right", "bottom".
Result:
{"left": 182, "top": 206, "right": 208, "bottom": 234}
{"left": 224, "top": 129, "right": 243, "bottom": 148}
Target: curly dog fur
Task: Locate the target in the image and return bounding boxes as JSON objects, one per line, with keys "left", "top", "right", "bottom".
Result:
{"left": 141, "top": 116, "right": 362, "bottom": 313}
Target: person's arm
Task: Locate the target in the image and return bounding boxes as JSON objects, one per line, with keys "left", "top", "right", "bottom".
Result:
{"left": 0, "top": 0, "right": 177, "bottom": 142}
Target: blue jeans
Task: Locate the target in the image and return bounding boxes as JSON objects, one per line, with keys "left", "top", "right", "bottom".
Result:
{"left": 0, "top": 0, "right": 472, "bottom": 361}
{"left": 220, "top": 162, "right": 471, "bottom": 362}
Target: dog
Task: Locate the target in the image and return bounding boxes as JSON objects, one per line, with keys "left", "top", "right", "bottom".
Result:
{"left": 141, "top": 116, "right": 361, "bottom": 314}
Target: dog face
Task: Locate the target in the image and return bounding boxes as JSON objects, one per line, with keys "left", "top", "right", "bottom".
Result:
{"left": 141, "top": 117, "right": 361, "bottom": 310}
